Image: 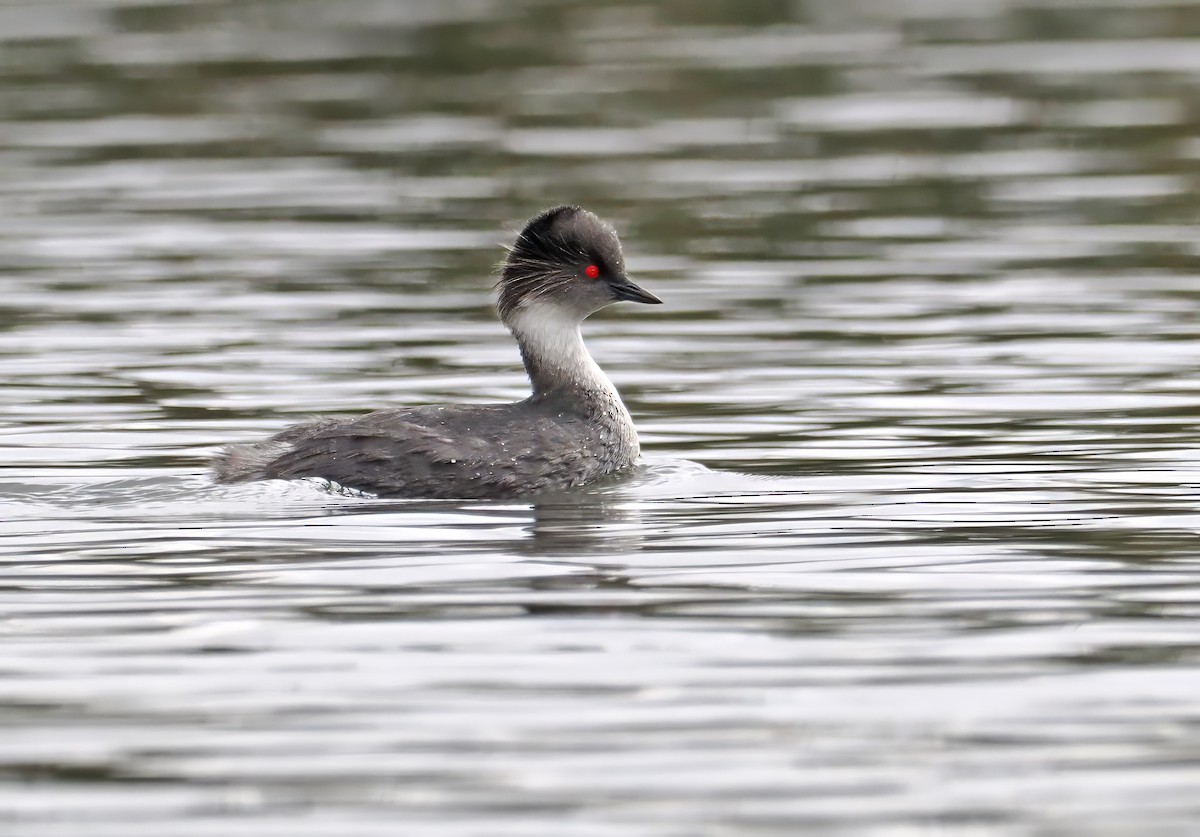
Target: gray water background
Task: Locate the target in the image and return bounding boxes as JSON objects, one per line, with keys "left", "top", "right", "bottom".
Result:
{"left": 2, "top": 0, "right": 1200, "bottom": 834}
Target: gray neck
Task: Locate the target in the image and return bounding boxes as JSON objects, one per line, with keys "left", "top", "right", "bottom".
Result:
{"left": 506, "top": 303, "right": 627, "bottom": 411}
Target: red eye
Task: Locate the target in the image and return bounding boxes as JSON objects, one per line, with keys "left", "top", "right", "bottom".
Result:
{"left": 584, "top": 264, "right": 600, "bottom": 279}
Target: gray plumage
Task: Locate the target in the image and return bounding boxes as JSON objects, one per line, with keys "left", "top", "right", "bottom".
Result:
{"left": 213, "top": 206, "right": 662, "bottom": 499}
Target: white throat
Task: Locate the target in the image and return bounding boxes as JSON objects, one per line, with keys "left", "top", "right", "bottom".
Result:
{"left": 508, "top": 302, "right": 619, "bottom": 399}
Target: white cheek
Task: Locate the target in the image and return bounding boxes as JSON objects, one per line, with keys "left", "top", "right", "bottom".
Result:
{"left": 510, "top": 303, "right": 585, "bottom": 357}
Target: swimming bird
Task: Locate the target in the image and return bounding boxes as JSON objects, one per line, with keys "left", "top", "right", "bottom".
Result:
{"left": 213, "top": 205, "right": 661, "bottom": 498}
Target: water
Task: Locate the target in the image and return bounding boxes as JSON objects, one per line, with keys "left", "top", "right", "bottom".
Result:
{"left": 3, "top": 0, "right": 1200, "bottom": 833}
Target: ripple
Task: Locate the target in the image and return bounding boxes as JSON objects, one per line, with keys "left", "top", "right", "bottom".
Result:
{"left": 3, "top": 0, "right": 1200, "bottom": 834}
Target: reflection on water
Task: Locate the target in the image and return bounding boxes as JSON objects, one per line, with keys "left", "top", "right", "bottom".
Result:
{"left": 3, "top": 0, "right": 1200, "bottom": 834}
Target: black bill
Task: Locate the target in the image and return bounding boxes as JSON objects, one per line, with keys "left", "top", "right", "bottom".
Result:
{"left": 611, "top": 278, "right": 663, "bottom": 305}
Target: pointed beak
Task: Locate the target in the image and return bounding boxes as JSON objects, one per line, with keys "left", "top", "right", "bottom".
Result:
{"left": 611, "top": 277, "right": 662, "bottom": 305}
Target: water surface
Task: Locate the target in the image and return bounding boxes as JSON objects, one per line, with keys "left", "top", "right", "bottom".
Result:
{"left": 3, "top": 0, "right": 1200, "bottom": 834}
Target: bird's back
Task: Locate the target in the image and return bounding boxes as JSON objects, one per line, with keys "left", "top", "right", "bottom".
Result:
{"left": 214, "top": 398, "right": 638, "bottom": 499}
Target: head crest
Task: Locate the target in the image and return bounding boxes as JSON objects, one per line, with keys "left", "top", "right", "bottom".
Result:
{"left": 496, "top": 206, "right": 626, "bottom": 321}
